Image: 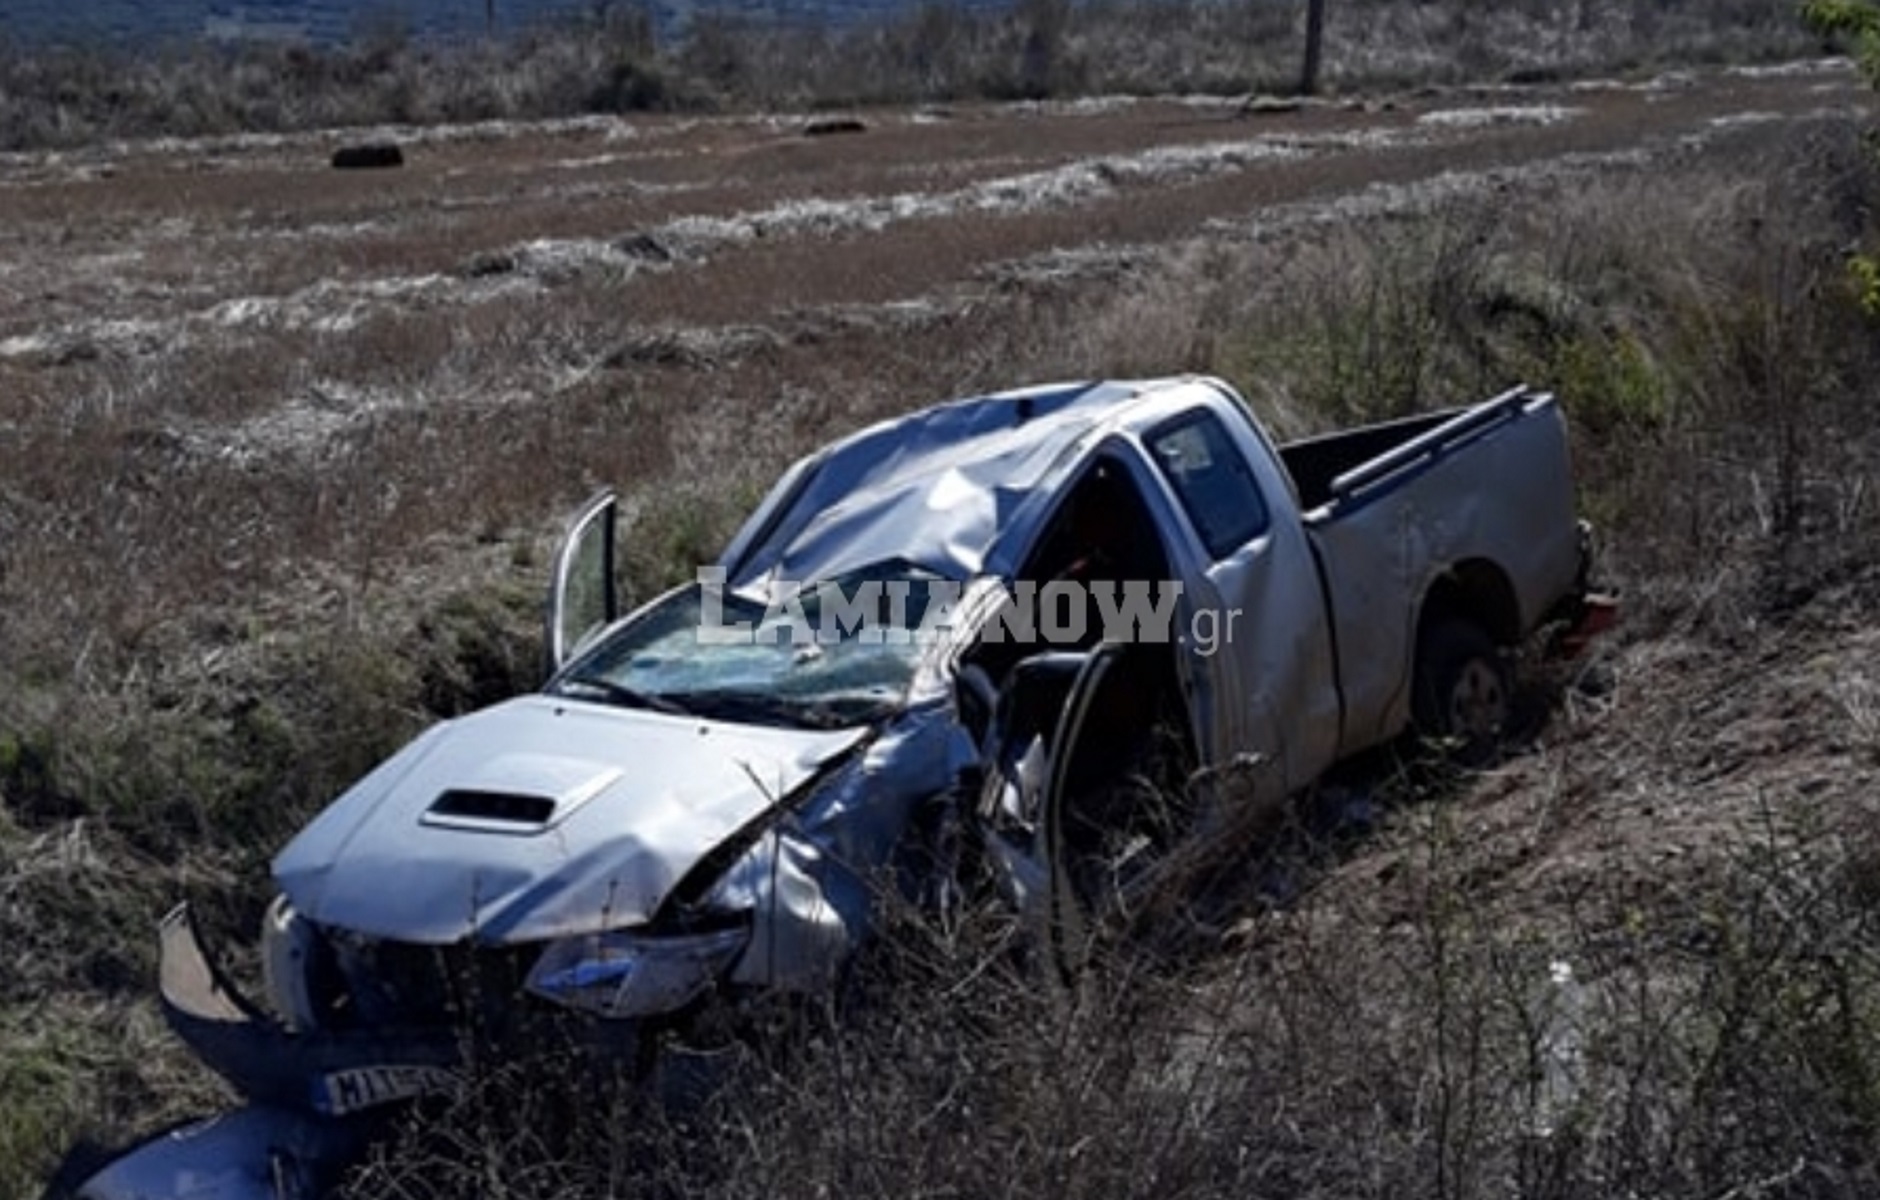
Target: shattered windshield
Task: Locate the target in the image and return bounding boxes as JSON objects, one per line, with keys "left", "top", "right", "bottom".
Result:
{"left": 550, "top": 563, "right": 952, "bottom": 729}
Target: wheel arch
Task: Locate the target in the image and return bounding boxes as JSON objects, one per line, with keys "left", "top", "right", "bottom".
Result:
{"left": 1417, "top": 557, "right": 1521, "bottom": 649}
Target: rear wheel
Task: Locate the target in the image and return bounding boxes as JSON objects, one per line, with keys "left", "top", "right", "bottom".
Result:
{"left": 1412, "top": 618, "right": 1511, "bottom": 765}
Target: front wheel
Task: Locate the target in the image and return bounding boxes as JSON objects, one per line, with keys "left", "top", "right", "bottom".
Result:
{"left": 1412, "top": 618, "right": 1512, "bottom": 766}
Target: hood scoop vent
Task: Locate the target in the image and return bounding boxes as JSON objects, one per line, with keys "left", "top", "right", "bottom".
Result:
{"left": 428, "top": 789, "right": 556, "bottom": 828}
{"left": 417, "top": 757, "right": 625, "bottom": 835}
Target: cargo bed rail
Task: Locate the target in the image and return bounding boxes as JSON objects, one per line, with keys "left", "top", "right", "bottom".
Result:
{"left": 1328, "top": 384, "right": 1546, "bottom": 505}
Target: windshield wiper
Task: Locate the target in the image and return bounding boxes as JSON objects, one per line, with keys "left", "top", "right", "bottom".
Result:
{"left": 673, "top": 688, "right": 862, "bottom": 731}
{"left": 556, "top": 675, "right": 694, "bottom": 718}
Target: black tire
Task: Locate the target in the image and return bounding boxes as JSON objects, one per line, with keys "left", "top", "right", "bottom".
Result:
{"left": 1412, "top": 618, "right": 1512, "bottom": 766}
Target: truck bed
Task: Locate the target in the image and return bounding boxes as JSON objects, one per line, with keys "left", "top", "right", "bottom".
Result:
{"left": 1272, "top": 386, "right": 1586, "bottom": 756}
{"left": 1278, "top": 409, "right": 1456, "bottom": 513}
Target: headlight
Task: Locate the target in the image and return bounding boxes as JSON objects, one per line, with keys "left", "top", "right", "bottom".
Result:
{"left": 524, "top": 925, "right": 750, "bottom": 1019}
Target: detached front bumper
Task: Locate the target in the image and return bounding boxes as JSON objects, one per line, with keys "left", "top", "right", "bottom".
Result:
{"left": 67, "top": 907, "right": 469, "bottom": 1200}
{"left": 75, "top": 1105, "right": 363, "bottom": 1200}
{"left": 158, "top": 903, "right": 466, "bottom": 1116}
{"left": 77, "top": 906, "right": 745, "bottom": 1199}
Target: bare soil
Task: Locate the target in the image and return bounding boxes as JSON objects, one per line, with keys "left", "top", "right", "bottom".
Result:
{"left": 2, "top": 63, "right": 1863, "bottom": 351}
{"left": 1, "top": 62, "right": 1865, "bottom": 615}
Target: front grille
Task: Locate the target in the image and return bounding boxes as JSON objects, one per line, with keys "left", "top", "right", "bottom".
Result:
{"left": 327, "top": 934, "right": 536, "bottom": 1035}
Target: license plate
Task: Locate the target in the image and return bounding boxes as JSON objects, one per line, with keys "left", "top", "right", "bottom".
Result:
{"left": 313, "top": 1064, "right": 460, "bottom": 1115}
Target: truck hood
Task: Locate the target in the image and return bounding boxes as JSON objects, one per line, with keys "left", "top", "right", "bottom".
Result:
{"left": 272, "top": 695, "right": 867, "bottom": 945}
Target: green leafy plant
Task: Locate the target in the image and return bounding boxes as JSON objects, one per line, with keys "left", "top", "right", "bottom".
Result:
{"left": 1803, "top": 1, "right": 1880, "bottom": 315}
{"left": 1803, "top": 0, "right": 1880, "bottom": 66}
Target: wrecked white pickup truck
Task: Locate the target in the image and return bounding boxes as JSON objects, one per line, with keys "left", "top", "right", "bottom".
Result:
{"left": 78, "top": 376, "right": 1614, "bottom": 1199}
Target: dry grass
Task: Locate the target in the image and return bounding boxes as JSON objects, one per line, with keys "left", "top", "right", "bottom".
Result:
{"left": 1, "top": 19, "right": 1878, "bottom": 1200}
{"left": 0, "top": 0, "right": 1820, "bottom": 149}
{"left": 332, "top": 728, "right": 1880, "bottom": 1200}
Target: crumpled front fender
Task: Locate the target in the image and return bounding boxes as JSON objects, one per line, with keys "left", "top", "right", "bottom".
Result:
{"left": 159, "top": 904, "right": 460, "bottom": 1116}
